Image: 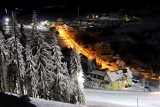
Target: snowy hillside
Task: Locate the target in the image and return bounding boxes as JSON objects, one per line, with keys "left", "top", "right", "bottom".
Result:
{"left": 31, "top": 98, "right": 87, "bottom": 107}
{"left": 4, "top": 87, "right": 160, "bottom": 107}
{"left": 85, "top": 89, "right": 160, "bottom": 107}
{"left": 29, "top": 87, "right": 160, "bottom": 107}
{"left": 23, "top": 25, "right": 49, "bottom": 31}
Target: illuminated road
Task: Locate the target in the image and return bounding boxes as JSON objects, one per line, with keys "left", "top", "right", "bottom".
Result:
{"left": 56, "top": 26, "right": 118, "bottom": 71}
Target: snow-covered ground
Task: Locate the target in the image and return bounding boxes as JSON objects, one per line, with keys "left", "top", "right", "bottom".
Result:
{"left": 4, "top": 25, "right": 49, "bottom": 35}
{"left": 23, "top": 25, "right": 49, "bottom": 31}
{"left": 31, "top": 98, "right": 87, "bottom": 107}
{"left": 30, "top": 87, "right": 160, "bottom": 107}
{"left": 85, "top": 88, "right": 160, "bottom": 107}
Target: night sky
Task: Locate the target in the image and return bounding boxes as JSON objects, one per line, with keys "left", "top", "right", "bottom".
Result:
{"left": 0, "top": 0, "right": 159, "bottom": 14}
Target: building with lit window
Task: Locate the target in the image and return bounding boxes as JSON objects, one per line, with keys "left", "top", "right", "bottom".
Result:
{"left": 89, "top": 67, "right": 133, "bottom": 90}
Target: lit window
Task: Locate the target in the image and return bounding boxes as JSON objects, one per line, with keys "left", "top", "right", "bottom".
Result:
{"left": 96, "top": 75, "right": 99, "bottom": 79}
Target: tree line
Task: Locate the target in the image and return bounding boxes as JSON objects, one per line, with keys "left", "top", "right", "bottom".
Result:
{"left": 0, "top": 11, "right": 85, "bottom": 104}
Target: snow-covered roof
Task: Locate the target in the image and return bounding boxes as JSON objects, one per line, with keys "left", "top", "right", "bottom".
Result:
{"left": 132, "top": 72, "right": 140, "bottom": 76}
{"left": 108, "top": 17, "right": 120, "bottom": 21}
{"left": 124, "top": 67, "right": 133, "bottom": 78}
{"left": 99, "top": 16, "right": 109, "bottom": 20}
{"left": 107, "top": 70, "right": 123, "bottom": 82}
{"left": 90, "top": 70, "right": 106, "bottom": 77}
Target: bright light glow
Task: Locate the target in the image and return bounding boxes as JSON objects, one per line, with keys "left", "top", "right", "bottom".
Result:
{"left": 95, "top": 15, "right": 99, "bottom": 18}
{"left": 44, "top": 20, "right": 48, "bottom": 24}
{"left": 63, "top": 24, "right": 67, "bottom": 27}
{"left": 78, "top": 70, "right": 84, "bottom": 89}
{"left": 5, "top": 22, "right": 8, "bottom": 25}
{"left": 5, "top": 18, "right": 9, "bottom": 22}
{"left": 41, "top": 21, "right": 45, "bottom": 26}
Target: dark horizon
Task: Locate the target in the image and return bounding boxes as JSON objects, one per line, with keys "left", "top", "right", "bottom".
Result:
{"left": 0, "top": 0, "right": 159, "bottom": 14}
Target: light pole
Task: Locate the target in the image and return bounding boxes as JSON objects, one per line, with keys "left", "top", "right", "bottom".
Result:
{"left": 5, "top": 8, "right": 7, "bottom": 14}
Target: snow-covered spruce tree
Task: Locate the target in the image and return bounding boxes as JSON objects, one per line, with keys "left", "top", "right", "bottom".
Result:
{"left": 50, "top": 36, "right": 70, "bottom": 102}
{"left": 32, "top": 35, "right": 52, "bottom": 99}
{"left": 32, "top": 11, "right": 37, "bottom": 31}
{"left": 29, "top": 11, "right": 55, "bottom": 99}
{"left": 20, "top": 23, "right": 26, "bottom": 48}
{"left": 69, "top": 46, "right": 85, "bottom": 104}
{"left": 6, "top": 12, "right": 25, "bottom": 95}
{"left": 0, "top": 31, "right": 9, "bottom": 92}
{"left": 20, "top": 23, "right": 27, "bottom": 64}
{"left": 29, "top": 11, "right": 39, "bottom": 56}
{"left": 87, "top": 60, "right": 96, "bottom": 73}
{"left": 25, "top": 44, "right": 37, "bottom": 96}
{"left": 7, "top": 60, "right": 17, "bottom": 92}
